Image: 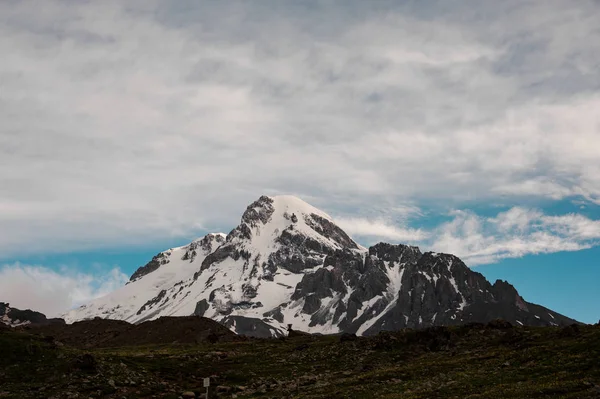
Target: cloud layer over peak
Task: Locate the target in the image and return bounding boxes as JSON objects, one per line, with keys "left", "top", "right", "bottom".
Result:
{"left": 1, "top": 0, "right": 599, "bottom": 259}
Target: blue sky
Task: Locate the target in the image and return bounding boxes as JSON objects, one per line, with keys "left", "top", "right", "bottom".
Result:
{"left": 1, "top": 1, "right": 599, "bottom": 322}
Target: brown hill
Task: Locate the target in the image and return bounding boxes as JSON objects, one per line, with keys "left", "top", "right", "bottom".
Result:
{"left": 28, "top": 316, "right": 239, "bottom": 348}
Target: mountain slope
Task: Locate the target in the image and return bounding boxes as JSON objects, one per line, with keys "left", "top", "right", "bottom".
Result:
{"left": 64, "top": 195, "right": 579, "bottom": 336}
{"left": 64, "top": 233, "right": 227, "bottom": 324}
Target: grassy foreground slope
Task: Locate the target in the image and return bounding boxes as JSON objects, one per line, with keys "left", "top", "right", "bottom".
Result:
{"left": 1, "top": 322, "right": 599, "bottom": 398}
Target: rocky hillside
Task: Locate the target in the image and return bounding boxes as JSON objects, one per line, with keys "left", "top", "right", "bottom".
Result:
{"left": 63, "top": 195, "right": 579, "bottom": 337}
{"left": 2, "top": 322, "right": 600, "bottom": 398}
{"left": 26, "top": 316, "right": 239, "bottom": 348}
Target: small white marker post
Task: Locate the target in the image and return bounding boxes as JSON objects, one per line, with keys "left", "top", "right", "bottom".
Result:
{"left": 203, "top": 377, "right": 210, "bottom": 399}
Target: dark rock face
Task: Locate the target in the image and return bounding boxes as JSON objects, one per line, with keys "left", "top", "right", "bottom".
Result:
{"left": 198, "top": 244, "right": 236, "bottom": 275}
{"left": 286, "top": 244, "right": 579, "bottom": 336}
{"left": 288, "top": 245, "right": 417, "bottom": 332}
{"left": 130, "top": 252, "right": 170, "bottom": 282}
{"left": 266, "top": 212, "right": 360, "bottom": 275}
{"left": 221, "top": 315, "right": 285, "bottom": 338}
{"left": 182, "top": 234, "right": 226, "bottom": 263}
{"left": 302, "top": 294, "right": 322, "bottom": 314}
{"left": 228, "top": 196, "right": 276, "bottom": 242}
{"left": 136, "top": 290, "right": 167, "bottom": 315}
{"left": 196, "top": 198, "right": 278, "bottom": 277}
{"left": 270, "top": 229, "right": 330, "bottom": 274}
{"left": 369, "top": 242, "right": 422, "bottom": 264}
{"left": 194, "top": 299, "right": 210, "bottom": 317}
{"left": 263, "top": 307, "right": 284, "bottom": 323}
{"left": 303, "top": 213, "right": 358, "bottom": 250}
{"left": 360, "top": 252, "right": 481, "bottom": 333}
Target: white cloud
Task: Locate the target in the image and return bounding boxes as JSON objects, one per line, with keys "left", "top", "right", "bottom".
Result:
{"left": 491, "top": 178, "right": 576, "bottom": 201}
{"left": 0, "top": 263, "right": 128, "bottom": 317}
{"left": 336, "top": 217, "right": 429, "bottom": 243}
{"left": 0, "top": 1, "right": 599, "bottom": 257}
{"left": 430, "top": 208, "right": 600, "bottom": 266}
{"left": 333, "top": 206, "right": 600, "bottom": 266}
{"left": 541, "top": 213, "right": 600, "bottom": 240}
{"left": 490, "top": 207, "right": 543, "bottom": 233}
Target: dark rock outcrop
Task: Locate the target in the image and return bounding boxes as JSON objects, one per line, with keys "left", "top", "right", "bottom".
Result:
{"left": 194, "top": 299, "right": 210, "bottom": 317}
{"left": 221, "top": 315, "right": 285, "bottom": 338}
{"left": 286, "top": 245, "right": 579, "bottom": 335}
{"left": 136, "top": 290, "right": 167, "bottom": 315}
{"left": 129, "top": 252, "right": 170, "bottom": 282}
{"left": 182, "top": 234, "right": 226, "bottom": 263}
{"left": 263, "top": 307, "right": 284, "bottom": 323}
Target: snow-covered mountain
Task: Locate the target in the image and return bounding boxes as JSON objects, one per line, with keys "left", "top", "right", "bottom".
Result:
{"left": 64, "top": 195, "right": 578, "bottom": 336}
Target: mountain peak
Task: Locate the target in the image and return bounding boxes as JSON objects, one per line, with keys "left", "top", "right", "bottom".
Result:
{"left": 270, "top": 195, "right": 334, "bottom": 221}
{"left": 235, "top": 195, "right": 334, "bottom": 233}
{"left": 64, "top": 195, "right": 580, "bottom": 335}
{"left": 223, "top": 194, "right": 359, "bottom": 257}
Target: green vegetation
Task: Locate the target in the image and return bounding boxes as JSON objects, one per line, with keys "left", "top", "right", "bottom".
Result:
{"left": 1, "top": 323, "right": 599, "bottom": 398}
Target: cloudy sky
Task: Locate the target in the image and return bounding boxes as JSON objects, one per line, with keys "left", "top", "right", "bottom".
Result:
{"left": 1, "top": 0, "right": 599, "bottom": 323}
